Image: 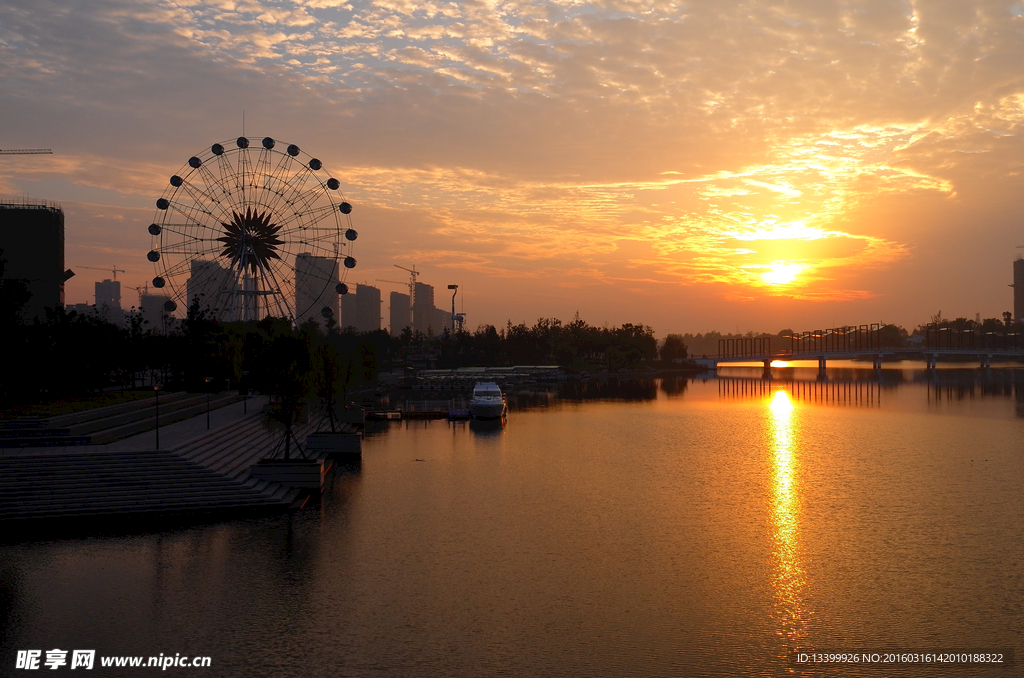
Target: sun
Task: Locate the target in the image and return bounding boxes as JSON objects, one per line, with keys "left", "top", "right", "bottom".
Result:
{"left": 761, "top": 262, "right": 803, "bottom": 286}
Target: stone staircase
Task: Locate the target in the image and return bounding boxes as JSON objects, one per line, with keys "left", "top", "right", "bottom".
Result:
{"left": 171, "top": 414, "right": 322, "bottom": 490}
{"left": 0, "top": 450, "right": 299, "bottom": 521}
{"left": 0, "top": 392, "right": 242, "bottom": 447}
{"left": 0, "top": 407, "right": 329, "bottom": 524}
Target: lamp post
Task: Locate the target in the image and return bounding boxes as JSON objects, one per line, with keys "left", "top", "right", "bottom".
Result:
{"left": 154, "top": 384, "right": 162, "bottom": 449}
{"left": 447, "top": 284, "right": 458, "bottom": 333}
{"left": 204, "top": 377, "right": 213, "bottom": 429}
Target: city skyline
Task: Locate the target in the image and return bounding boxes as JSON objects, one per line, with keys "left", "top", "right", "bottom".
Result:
{"left": 2, "top": 1, "right": 1023, "bottom": 336}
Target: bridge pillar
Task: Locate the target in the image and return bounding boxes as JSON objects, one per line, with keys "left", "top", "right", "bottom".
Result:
{"left": 981, "top": 354, "right": 992, "bottom": 369}
{"left": 763, "top": 359, "right": 773, "bottom": 380}
{"left": 872, "top": 354, "right": 882, "bottom": 370}
{"left": 817, "top": 357, "right": 826, "bottom": 376}
{"left": 926, "top": 354, "right": 937, "bottom": 370}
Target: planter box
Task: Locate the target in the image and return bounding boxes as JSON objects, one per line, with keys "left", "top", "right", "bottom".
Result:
{"left": 306, "top": 432, "right": 362, "bottom": 456}
{"left": 249, "top": 458, "right": 325, "bottom": 489}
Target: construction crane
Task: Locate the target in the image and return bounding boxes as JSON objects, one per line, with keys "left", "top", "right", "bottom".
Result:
{"left": 77, "top": 265, "right": 125, "bottom": 281}
{"left": 394, "top": 264, "right": 418, "bottom": 294}
{"left": 375, "top": 264, "right": 420, "bottom": 303}
{"left": 0, "top": 148, "right": 53, "bottom": 155}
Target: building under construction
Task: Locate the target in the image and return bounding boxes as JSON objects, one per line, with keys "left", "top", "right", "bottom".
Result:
{"left": 379, "top": 265, "right": 462, "bottom": 336}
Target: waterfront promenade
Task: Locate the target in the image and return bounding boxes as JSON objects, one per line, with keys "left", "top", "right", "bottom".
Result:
{"left": 0, "top": 396, "right": 326, "bottom": 524}
{"left": 1, "top": 395, "right": 269, "bottom": 458}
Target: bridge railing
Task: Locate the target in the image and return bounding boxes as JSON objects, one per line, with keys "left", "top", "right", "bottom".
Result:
{"left": 717, "top": 336, "right": 771, "bottom": 358}
{"left": 922, "top": 324, "right": 1024, "bottom": 352}
{"left": 716, "top": 323, "right": 1024, "bottom": 359}
{"left": 785, "top": 324, "right": 882, "bottom": 355}
{"left": 717, "top": 324, "right": 884, "bottom": 358}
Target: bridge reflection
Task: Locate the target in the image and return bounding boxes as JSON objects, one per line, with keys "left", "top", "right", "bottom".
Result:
{"left": 718, "top": 375, "right": 881, "bottom": 407}
{"left": 714, "top": 368, "right": 1024, "bottom": 415}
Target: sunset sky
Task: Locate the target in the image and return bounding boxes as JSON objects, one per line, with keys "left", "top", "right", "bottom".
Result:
{"left": 2, "top": 0, "right": 1023, "bottom": 336}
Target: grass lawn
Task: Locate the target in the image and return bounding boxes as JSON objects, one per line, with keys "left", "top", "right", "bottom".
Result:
{"left": 1, "top": 390, "right": 158, "bottom": 419}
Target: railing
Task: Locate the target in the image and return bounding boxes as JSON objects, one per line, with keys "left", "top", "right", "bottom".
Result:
{"left": 717, "top": 325, "right": 882, "bottom": 358}
{"left": 717, "top": 336, "right": 771, "bottom": 358}
{"left": 922, "top": 324, "right": 1024, "bottom": 351}
{"left": 403, "top": 399, "right": 453, "bottom": 412}
{"left": 717, "top": 323, "right": 1024, "bottom": 358}
{"left": 786, "top": 324, "right": 881, "bottom": 354}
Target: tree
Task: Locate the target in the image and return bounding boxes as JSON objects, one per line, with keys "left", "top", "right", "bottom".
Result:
{"left": 878, "top": 323, "right": 908, "bottom": 347}
{"left": 660, "top": 334, "right": 689, "bottom": 361}
{"left": 258, "top": 331, "right": 313, "bottom": 460}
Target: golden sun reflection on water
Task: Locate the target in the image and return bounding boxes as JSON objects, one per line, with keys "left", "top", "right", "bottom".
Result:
{"left": 768, "top": 390, "right": 810, "bottom": 659}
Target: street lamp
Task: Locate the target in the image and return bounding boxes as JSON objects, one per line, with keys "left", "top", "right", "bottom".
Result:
{"left": 154, "top": 384, "right": 162, "bottom": 449}
{"left": 204, "top": 377, "right": 213, "bottom": 429}
{"left": 447, "top": 284, "right": 458, "bottom": 333}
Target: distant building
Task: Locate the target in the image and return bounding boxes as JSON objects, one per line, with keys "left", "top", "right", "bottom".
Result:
{"left": 1015, "top": 257, "right": 1024, "bottom": 322}
{"left": 341, "top": 290, "right": 357, "bottom": 330}
{"left": 354, "top": 284, "right": 381, "bottom": 332}
{"left": 140, "top": 293, "right": 172, "bottom": 333}
{"left": 431, "top": 306, "right": 450, "bottom": 335}
{"left": 413, "top": 282, "right": 434, "bottom": 335}
{"left": 294, "top": 253, "right": 339, "bottom": 329}
{"left": 95, "top": 278, "right": 122, "bottom": 325}
{"left": 187, "top": 259, "right": 237, "bottom": 321}
{"left": 0, "top": 200, "right": 65, "bottom": 322}
{"left": 390, "top": 291, "right": 410, "bottom": 337}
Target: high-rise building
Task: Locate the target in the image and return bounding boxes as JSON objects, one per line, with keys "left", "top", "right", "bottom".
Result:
{"left": 341, "top": 291, "right": 357, "bottom": 330}
{"left": 187, "top": 259, "right": 237, "bottom": 320}
{"left": 390, "top": 291, "right": 410, "bottom": 337}
{"left": 413, "top": 282, "right": 434, "bottom": 335}
{"left": 95, "top": 278, "right": 122, "bottom": 325}
{"left": 140, "top": 293, "right": 172, "bottom": 333}
{"left": 431, "top": 306, "right": 450, "bottom": 335}
{"left": 1014, "top": 257, "right": 1024, "bottom": 322}
{"left": 0, "top": 200, "right": 65, "bottom": 322}
{"left": 295, "top": 253, "right": 339, "bottom": 329}
{"left": 355, "top": 284, "right": 381, "bottom": 332}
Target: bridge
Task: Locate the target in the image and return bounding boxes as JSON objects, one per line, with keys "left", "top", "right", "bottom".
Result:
{"left": 713, "top": 324, "right": 1024, "bottom": 375}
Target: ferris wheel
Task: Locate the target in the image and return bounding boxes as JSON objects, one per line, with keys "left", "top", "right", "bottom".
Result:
{"left": 146, "top": 136, "right": 357, "bottom": 323}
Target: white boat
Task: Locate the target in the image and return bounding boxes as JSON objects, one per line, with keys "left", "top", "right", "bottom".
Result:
{"left": 469, "top": 382, "right": 507, "bottom": 421}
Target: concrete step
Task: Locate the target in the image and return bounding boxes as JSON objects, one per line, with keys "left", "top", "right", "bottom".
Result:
{"left": 46, "top": 392, "right": 190, "bottom": 428}
{"left": 3, "top": 496, "right": 284, "bottom": 519}
{"left": 87, "top": 395, "right": 242, "bottom": 444}
{"left": 0, "top": 447, "right": 296, "bottom": 522}
{"left": 0, "top": 436, "right": 93, "bottom": 448}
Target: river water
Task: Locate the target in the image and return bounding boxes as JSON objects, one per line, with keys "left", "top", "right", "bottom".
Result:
{"left": 2, "top": 364, "right": 1022, "bottom": 676}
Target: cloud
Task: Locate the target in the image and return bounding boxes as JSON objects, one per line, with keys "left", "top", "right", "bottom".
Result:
{"left": 2, "top": 0, "right": 1024, "bottom": 331}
